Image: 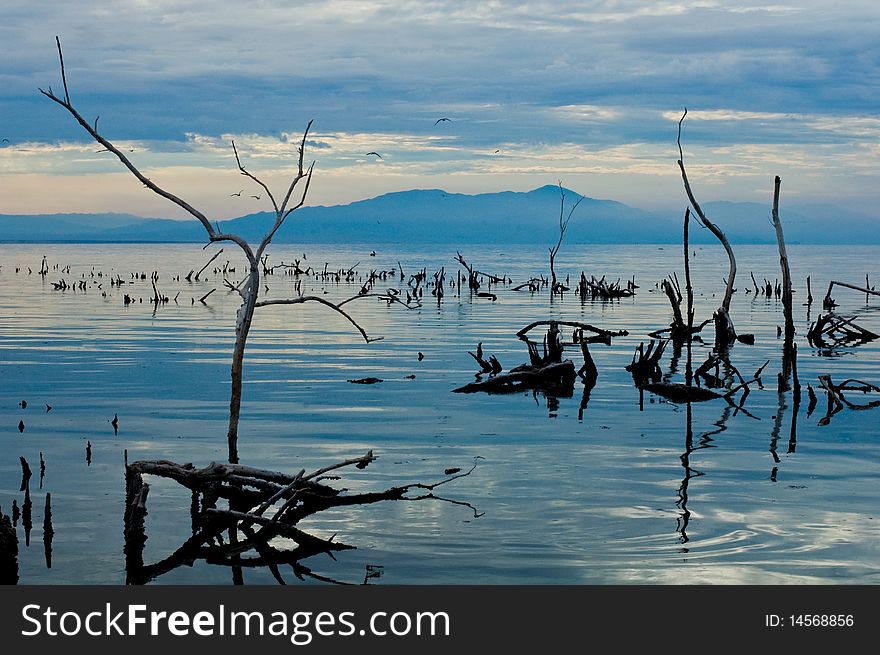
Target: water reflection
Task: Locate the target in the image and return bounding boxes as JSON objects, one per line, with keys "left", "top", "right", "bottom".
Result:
{"left": 43, "top": 493, "right": 54, "bottom": 569}
{"left": 2, "top": 243, "right": 879, "bottom": 585}
{"left": 124, "top": 455, "right": 481, "bottom": 585}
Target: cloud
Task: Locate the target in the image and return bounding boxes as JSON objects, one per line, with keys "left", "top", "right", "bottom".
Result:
{"left": 2, "top": 0, "right": 878, "bottom": 215}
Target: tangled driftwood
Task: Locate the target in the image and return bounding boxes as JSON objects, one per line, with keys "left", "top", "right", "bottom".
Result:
{"left": 124, "top": 451, "right": 481, "bottom": 585}
{"left": 807, "top": 313, "right": 878, "bottom": 348}
{"left": 453, "top": 320, "right": 626, "bottom": 395}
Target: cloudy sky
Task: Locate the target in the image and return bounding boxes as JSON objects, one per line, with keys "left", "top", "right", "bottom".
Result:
{"left": 1, "top": 1, "right": 878, "bottom": 219}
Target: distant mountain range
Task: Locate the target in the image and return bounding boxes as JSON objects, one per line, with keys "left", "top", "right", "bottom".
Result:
{"left": 1, "top": 185, "right": 876, "bottom": 244}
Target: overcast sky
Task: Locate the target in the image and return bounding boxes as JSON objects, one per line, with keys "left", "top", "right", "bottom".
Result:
{"left": 1, "top": 1, "right": 878, "bottom": 219}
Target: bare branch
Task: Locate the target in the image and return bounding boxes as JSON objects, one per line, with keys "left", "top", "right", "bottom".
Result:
{"left": 302, "top": 451, "right": 376, "bottom": 483}
{"left": 232, "top": 141, "right": 279, "bottom": 213}
{"left": 336, "top": 291, "right": 420, "bottom": 310}
{"left": 254, "top": 295, "right": 383, "bottom": 343}
{"left": 43, "top": 44, "right": 210, "bottom": 237}
{"left": 677, "top": 109, "right": 736, "bottom": 312}
{"left": 55, "top": 36, "right": 70, "bottom": 104}
{"left": 280, "top": 120, "right": 315, "bottom": 213}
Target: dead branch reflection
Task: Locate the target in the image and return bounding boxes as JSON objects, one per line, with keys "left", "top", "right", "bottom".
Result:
{"left": 124, "top": 452, "right": 483, "bottom": 585}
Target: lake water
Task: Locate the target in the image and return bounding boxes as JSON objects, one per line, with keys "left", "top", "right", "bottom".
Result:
{"left": 1, "top": 241, "right": 879, "bottom": 585}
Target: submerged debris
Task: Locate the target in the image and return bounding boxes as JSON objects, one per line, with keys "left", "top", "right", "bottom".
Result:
{"left": 807, "top": 313, "right": 878, "bottom": 349}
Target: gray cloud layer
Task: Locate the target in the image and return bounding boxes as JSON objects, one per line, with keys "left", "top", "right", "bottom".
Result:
{"left": 1, "top": 1, "right": 878, "bottom": 213}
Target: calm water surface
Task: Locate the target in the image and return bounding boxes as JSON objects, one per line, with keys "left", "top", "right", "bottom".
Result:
{"left": 1, "top": 242, "right": 879, "bottom": 585}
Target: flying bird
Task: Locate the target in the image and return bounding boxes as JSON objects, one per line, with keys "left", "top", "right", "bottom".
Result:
{"left": 230, "top": 190, "right": 243, "bottom": 196}
{"left": 1, "top": 138, "right": 9, "bottom": 143}
{"left": 434, "top": 117, "right": 452, "bottom": 125}
{"left": 365, "top": 151, "right": 383, "bottom": 159}
{"left": 251, "top": 195, "right": 261, "bottom": 200}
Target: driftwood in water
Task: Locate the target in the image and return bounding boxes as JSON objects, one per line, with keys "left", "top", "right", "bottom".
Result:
{"left": 454, "top": 252, "right": 506, "bottom": 292}
{"left": 453, "top": 360, "right": 576, "bottom": 394}
{"left": 512, "top": 278, "right": 542, "bottom": 292}
{"left": 516, "top": 320, "right": 628, "bottom": 343}
{"left": 641, "top": 382, "right": 723, "bottom": 403}
{"left": 823, "top": 280, "right": 880, "bottom": 310}
{"left": 807, "top": 313, "right": 878, "bottom": 348}
{"left": 577, "top": 273, "right": 636, "bottom": 301}
{"left": 578, "top": 339, "right": 597, "bottom": 384}
{"left": 455, "top": 320, "right": 619, "bottom": 394}
{"left": 188, "top": 248, "right": 223, "bottom": 282}
{"left": 626, "top": 339, "right": 667, "bottom": 386}
{"left": 468, "top": 342, "right": 502, "bottom": 375}
{"left": 124, "top": 452, "right": 481, "bottom": 585}
{"left": 650, "top": 272, "right": 711, "bottom": 341}
{"left": 19, "top": 457, "right": 31, "bottom": 492}
{"left": 816, "top": 374, "right": 880, "bottom": 426}
{"left": 642, "top": 359, "right": 764, "bottom": 405}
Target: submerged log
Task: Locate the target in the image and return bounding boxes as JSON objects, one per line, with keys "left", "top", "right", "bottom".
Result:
{"left": 516, "top": 320, "right": 628, "bottom": 342}
{"left": 452, "top": 360, "right": 577, "bottom": 394}
{"left": 641, "top": 382, "right": 723, "bottom": 403}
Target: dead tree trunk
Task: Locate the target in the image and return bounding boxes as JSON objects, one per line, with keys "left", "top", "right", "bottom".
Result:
{"left": 677, "top": 109, "right": 740, "bottom": 348}
{"left": 549, "top": 182, "right": 584, "bottom": 295}
{"left": 43, "top": 38, "right": 392, "bottom": 464}
{"left": 771, "top": 176, "right": 794, "bottom": 343}
{"left": 683, "top": 209, "right": 695, "bottom": 386}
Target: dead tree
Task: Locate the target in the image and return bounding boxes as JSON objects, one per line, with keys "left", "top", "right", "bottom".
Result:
{"left": 42, "top": 38, "right": 407, "bottom": 464}
{"left": 454, "top": 252, "right": 505, "bottom": 293}
{"left": 771, "top": 177, "right": 795, "bottom": 343}
{"left": 549, "top": 182, "right": 585, "bottom": 295}
{"left": 822, "top": 280, "right": 880, "bottom": 310}
{"left": 649, "top": 210, "right": 711, "bottom": 343}
{"left": 677, "top": 110, "right": 748, "bottom": 349}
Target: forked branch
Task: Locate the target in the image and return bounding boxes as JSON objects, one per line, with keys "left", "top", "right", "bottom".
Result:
{"left": 40, "top": 38, "right": 255, "bottom": 261}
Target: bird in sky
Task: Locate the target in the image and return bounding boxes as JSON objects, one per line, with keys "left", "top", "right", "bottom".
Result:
{"left": 434, "top": 117, "right": 452, "bottom": 125}
{"left": 365, "top": 151, "right": 383, "bottom": 159}
{"left": 230, "top": 190, "right": 243, "bottom": 196}
{"left": 1, "top": 138, "right": 9, "bottom": 143}
{"left": 251, "top": 195, "right": 261, "bottom": 200}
